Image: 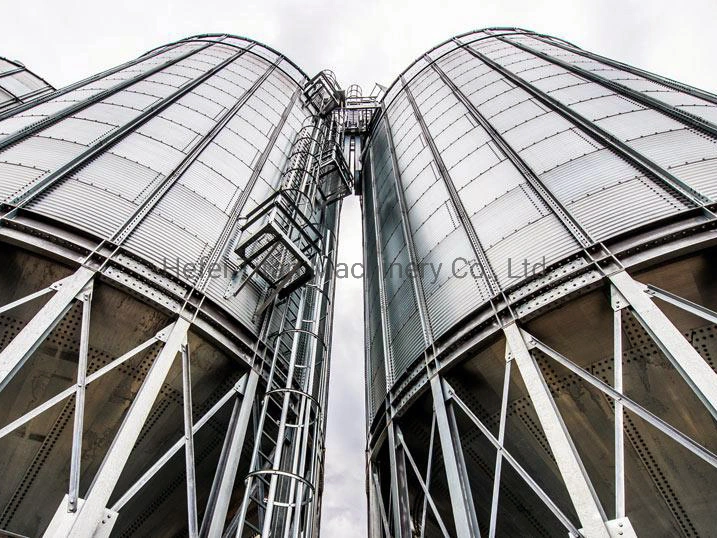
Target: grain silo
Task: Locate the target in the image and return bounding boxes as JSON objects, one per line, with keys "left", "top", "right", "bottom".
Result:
{"left": 0, "top": 34, "right": 351, "bottom": 537}
{"left": 362, "top": 27, "right": 717, "bottom": 538}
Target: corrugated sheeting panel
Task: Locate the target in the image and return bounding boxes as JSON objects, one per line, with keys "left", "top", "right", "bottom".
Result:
{"left": 547, "top": 82, "right": 612, "bottom": 105}
{"left": 677, "top": 105, "right": 717, "bottom": 124}
{"left": 490, "top": 99, "right": 546, "bottom": 133}
{"left": 422, "top": 228, "right": 489, "bottom": 339}
{"left": 72, "top": 152, "right": 160, "bottom": 202}
{"left": 197, "top": 141, "right": 253, "bottom": 188}
{"left": 109, "top": 132, "right": 185, "bottom": 176}
{"left": 670, "top": 159, "right": 717, "bottom": 200}
{"left": 363, "top": 158, "right": 388, "bottom": 417}
{"left": 75, "top": 102, "right": 143, "bottom": 126}
{"left": 0, "top": 136, "right": 85, "bottom": 171}
{"left": 0, "top": 162, "right": 45, "bottom": 201}
{"left": 15, "top": 100, "right": 70, "bottom": 118}
{"left": 152, "top": 183, "right": 229, "bottom": 246}
{"left": 433, "top": 114, "right": 475, "bottom": 151}
{"left": 450, "top": 142, "right": 503, "bottom": 190}
{"left": 569, "top": 94, "right": 643, "bottom": 121}
{"left": 178, "top": 160, "right": 237, "bottom": 213}
{"left": 628, "top": 129, "right": 717, "bottom": 172}
{"left": 540, "top": 149, "right": 641, "bottom": 205}
{"left": 459, "top": 159, "right": 525, "bottom": 211}
{"left": 159, "top": 103, "right": 215, "bottom": 134}
{"left": 569, "top": 177, "right": 686, "bottom": 240}
{"left": 41, "top": 117, "right": 115, "bottom": 146}
{"left": 411, "top": 202, "right": 458, "bottom": 260}
{"left": 486, "top": 214, "right": 579, "bottom": 288}
{"left": 177, "top": 91, "right": 224, "bottom": 119}
{"left": 0, "top": 115, "right": 44, "bottom": 136}
{"left": 503, "top": 111, "right": 573, "bottom": 150}
{"left": 136, "top": 115, "right": 198, "bottom": 151}
{"left": 103, "top": 89, "right": 160, "bottom": 110}
{"left": 28, "top": 179, "right": 136, "bottom": 238}
{"left": 0, "top": 71, "right": 47, "bottom": 96}
{"left": 122, "top": 211, "right": 208, "bottom": 282}
{"left": 519, "top": 128, "right": 599, "bottom": 174}
{"left": 374, "top": 120, "right": 423, "bottom": 378}
{"left": 470, "top": 185, "right": 547, "bottom": 250}
{"left": 595, "top": 109, "right": 684, "bottom": 141}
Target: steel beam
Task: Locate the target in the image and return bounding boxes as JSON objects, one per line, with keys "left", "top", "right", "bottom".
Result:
{"left": 387, "top": 422, "right": 412, "bottom": 538}
{"left": 111, "top": 374, "right": 248, "bottom": 512}
{"left": 610, "top": 270, "right": 717, "bottom": 420}
{"left": 367, "top": 461, "right": 384, "bottom": 538}
{"left": 419, "top": 413, "right": 436, "bottom": 538}
{"left": 201, "top": 369, "right": 259, "bottom": 538}
{"left": 445, "top": 381, "right": 584, "bottom": 537}
{"left": 68, "top": 285, "right": 93, "bottom": 512}
{"left": 396, "top": 428, "right": 450, "bottom": 536}
{"left": 371, "top": 466, "right": 392, "bottom": 538}
{"left": 610, "top": 288, "right": 627, "bottom": 520}
{"left": 181, "top": 342, "right": 199, "bottom": 538}
{"left": 64, "top": 317, "right": 191, "bottom": 538}
{"left": 503, "top": 323, "right": 610, "bottom": 538}
{"left": 526, "top": 330, "right": 717, "bottom": 468}
{"left": 0, "top": 266, "right": 94, "bottom": 393}
{"left": 430, "top": 375, "right": 481, "bottom": 538}
{"left": 488, "top": 357, "right": 512, "bottom": 538}
{"left": 645, "top": 284, "right": 717, "bottom": 325}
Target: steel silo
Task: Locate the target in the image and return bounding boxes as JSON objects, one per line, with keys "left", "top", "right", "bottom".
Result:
{"left": 0, "top": 34, "right": 351, "bottom": 537}
{"left": 363, "top": 27, "right": 717, "bottom": 538}
{"left": 0, "top": 56, "right": 54, "bottom": 112}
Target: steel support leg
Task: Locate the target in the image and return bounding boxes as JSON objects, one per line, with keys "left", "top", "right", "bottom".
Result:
{"left": 0, "top": 266, "right": 94, "bottom": 392}
{"left": 59, "top": 317, "right": 191, "bottom": 538}
{"left": 610, "top": 270, "right": 717, "bottom": 420}
{"left": 387, "top": 421, "right": 412, "bottom": 538}
{"left": 611, "top": 288, "right": 626, "bottom": 520}
{"left": 430, "top": 375, "right": 481, "bottom": 538}
{"left": 367, "top": 460, "right": 384, "bottom": 538}
{"left": 488, "top": 357, "right": 511, "bottom": 538}
{"left": 503, "top": 323, "right": 610, "bottom": 538}
{"left": 182, "top": 341, "right": 199, "bottom": 538}
{"left": 201, "top": 369, "right": 259, "bottom": 538}
{"left": 371, "top": 465, "right": 392, "bottom": 538}
{"left": 68, "top": 285, "right": 93, "bottom": 512}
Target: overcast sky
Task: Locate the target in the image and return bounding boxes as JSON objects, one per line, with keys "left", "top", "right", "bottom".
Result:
{"left": 2, "top": 0, "right": 715, "bottom": 535}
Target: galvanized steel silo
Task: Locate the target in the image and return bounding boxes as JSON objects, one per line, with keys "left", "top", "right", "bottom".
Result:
{"left": 0, "top": 34, "right": 350, "bottom": 537}
{"left": 363, "top": 27, "right": 717, "bottom": 538}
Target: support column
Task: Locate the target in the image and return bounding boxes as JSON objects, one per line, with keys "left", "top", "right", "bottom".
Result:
{"left": 0, "top": 266, "right": 95, "bottom": 392}
{"left": 68, "top": 284, "right": 94, "bottom": 512}
{"left": 488, "top": 357, "right": 512, "bottom": 538}
{"left": 60, "top": 317, "right": 191, "bottom": 538}
{"left": 387, "top": 422, "right": 412, "bottom": 538}
{"left": 367, "top": 461, "right": 384, "bottom": 538}
{"left": 610, "top": 287, "right": 627, "bottom": 520}
{"left": 609, "top": 270, "right": 717, "bottom": 420}
{"left": 503, "top": 323, "right": 610, "bottom": 538}
{"left": 431, "top": 375, "right": 481, "bottom": 538}
{"left": 200, "top": 369, "right": 259, "bottom": 538}
{"left": 182, "top": 341, "right": 199, "bottom": 538}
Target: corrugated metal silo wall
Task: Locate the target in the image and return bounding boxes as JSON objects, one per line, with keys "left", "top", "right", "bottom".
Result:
{"left": 0, "top": 34, "right": 312, "bottom": 334}
{"left": 363, "top": 28, "right": 717, "bottom": 423}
